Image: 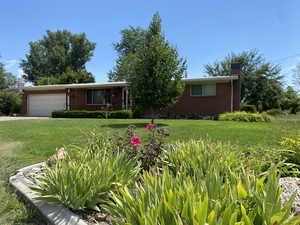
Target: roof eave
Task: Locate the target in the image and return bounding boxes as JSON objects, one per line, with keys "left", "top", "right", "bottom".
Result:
{"left": 22, "top": 76, "right": 239, "bottom": 91}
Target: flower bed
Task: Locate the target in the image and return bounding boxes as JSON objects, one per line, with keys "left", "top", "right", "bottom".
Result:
{"left": 11, "top": 124, "right": 300, "bottom": 224}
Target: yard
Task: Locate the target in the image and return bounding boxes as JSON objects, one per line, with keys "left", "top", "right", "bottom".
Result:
{"left": 0, "top": 117, "right": 300, "bottom": 224}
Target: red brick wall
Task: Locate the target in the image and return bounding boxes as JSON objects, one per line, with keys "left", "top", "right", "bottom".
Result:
{"left": 111, "top": 87, "right": 123, "bottom": 110}
{"left": 161, "top": 79, "right": 240, "bottom": 116}
{"left": 22, "top": 79, "right": 240, "bottom": 116}
{"left": 69, "top": 87, "right": 123, "bottom": 110}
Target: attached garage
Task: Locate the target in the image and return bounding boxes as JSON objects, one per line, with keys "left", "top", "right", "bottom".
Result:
{"left": 27, "top": 93, "right": 66, "bottom": 117}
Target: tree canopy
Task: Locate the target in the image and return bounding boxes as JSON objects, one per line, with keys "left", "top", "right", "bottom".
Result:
{"left": 204, "top": 50, "right": 283, "bottom": 110}
{"left": 293, "top": 63, "right": 300, "bottom": 89}
{"left": 20, "top": 30, "right": 96, "bottom": 85}
{"left": 0, "top": 59, "right": 22, "bottom": 115}
{"left": 126, "top": 13, "right": 187, "bottom": 116}
{"left": 281, "top": 86, "right": 300, "bottom": 114}
{"left": 108, "top": 27, "right": 146, "bottom": 81}
{"left": 0, "top": 61, "right": 18, "bottom": 90}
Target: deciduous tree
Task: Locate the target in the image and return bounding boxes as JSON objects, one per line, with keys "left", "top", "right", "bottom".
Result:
{"left": 20, "top": 30, "right": 96, "bottom": 85}
{"left": 0, "top": 59, "right": 21, "bottom": 115}
{"left": 108, "top": 27, "right": 146, "bottom": 81}
{"left": 0, "top": 61, "right": 18, "bottom": 90}
{"left": 128, "top": 13, "right": 187, "bottom": 120}
{"left": 293, "top": 63, "right": 300, "bottom": 89}
{"left": 281, "top": 86, "right": 300, "bottom": 114}
{"left": 204, "top": 50, "right": 283, "bottom": 110}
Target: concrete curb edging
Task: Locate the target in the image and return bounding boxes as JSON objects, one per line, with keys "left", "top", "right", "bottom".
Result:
{"left": 9, "top": 163, "right": 88, "bottom": 225}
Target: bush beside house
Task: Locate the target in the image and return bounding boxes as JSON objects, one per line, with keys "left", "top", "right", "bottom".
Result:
{"left": 219, "top": 111, "right": 271, "bottom": 122}
{"left": 52, "top": 110, "right": 133, "bottom": 119}
{"left": 0, "top": 91, "right": 21, "bottom": 115}
{"left": 266, "top": 108, "right": 284, "bottom": 116}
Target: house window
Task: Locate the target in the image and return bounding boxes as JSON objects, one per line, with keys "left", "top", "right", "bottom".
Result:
{"left": 86, "top": 89, "right": 111, "bottom": 105}
{"left": 190, "top": 84, "right": 216, "bottom": 96}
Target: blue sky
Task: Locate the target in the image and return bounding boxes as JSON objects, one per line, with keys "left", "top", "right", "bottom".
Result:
{"left": 0, "top": 0, "right": 299, "bottom": 86}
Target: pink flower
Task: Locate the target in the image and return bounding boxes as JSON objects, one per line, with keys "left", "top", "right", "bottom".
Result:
{"left": 131, "top": 136, "right": 142, "bottom": 146}
{"left": 146, "top": 123, "right": 155, "bottom": 131}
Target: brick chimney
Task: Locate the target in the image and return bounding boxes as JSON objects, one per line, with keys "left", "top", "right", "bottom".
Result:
{"left": 231, "top": 63, "right": 241, "bottom": 76}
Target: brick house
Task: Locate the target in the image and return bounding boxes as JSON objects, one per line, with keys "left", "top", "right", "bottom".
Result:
{"left": 21, "top": 76, "right": 240, "bottom": 117}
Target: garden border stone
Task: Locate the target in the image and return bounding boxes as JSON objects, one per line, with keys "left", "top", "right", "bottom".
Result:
{"left": 9, "top": 163, "right": 89, "bottom": 225}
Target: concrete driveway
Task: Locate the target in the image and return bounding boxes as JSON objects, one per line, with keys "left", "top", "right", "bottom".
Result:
{"left": 0, "top": 116, "right": 50, "bottom": 121}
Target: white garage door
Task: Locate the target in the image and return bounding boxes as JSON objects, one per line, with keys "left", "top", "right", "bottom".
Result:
{"left": 28, "top": 94, "right": 66, "bottom": 117}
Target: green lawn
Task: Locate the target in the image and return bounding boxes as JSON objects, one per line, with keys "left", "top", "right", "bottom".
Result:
{"left": 0, "top": 117, "right": 299, "bottom": 224}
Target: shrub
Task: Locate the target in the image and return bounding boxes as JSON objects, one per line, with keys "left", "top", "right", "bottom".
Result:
{"left": 132, "top": 106, "right": 144, "bottom": 118}
{"left": 0, "top": 91, "right": 21, "bottom": 115}
{"left": 52, "top": 110, "right": 133, "bottom": 119}
{"left": 266, "top": 108, "right": 283, "bottom": 116}
{"left": 105, "top": 140, "right": 299, "bottom": 224}
{"left": 111, "top": 124, "right": 170, "bottom": 171}
{"left": 186, "top": 112, "right": 201, "bottom": 119}
{"left": 109, "top": 110, "right": 133, "bottom": 119}
{"left": 32, "top": 139, "right": 140, "bottom": 211}
{"left": 280, "top": 135, "right": 300, "bottom": 167}
{"left": 240, "top": 103, "right": 257, "bottom": 113}
{"left": 219, "top": 111, "right": 271, "bottom": 122}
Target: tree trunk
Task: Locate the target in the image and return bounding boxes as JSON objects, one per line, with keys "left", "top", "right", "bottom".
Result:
{"left": 151, "top": 109, "right": 155, "bottom": 124}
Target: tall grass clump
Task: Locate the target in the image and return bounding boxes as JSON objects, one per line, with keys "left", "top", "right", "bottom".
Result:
{"left": 219, "top": 111, "right": 271, "bottom": 122}
{"left": 32, "top": 135, "right": 140, "bottom": 211}
{"left": 105, "top": 140, "right": 300, "bottom": 225}
{"left": 280, "top": 135, "right": 300, "bottom": 174}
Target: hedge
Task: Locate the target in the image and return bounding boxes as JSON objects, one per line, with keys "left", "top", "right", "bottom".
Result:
{"left": 52, "top": 110, "right": 133, "bottom": 119}
{"left": 266, "top": 108, "right": 283, "bottom": 116}
{"left": 218, "top": 111, "right": 271, "bottom": 122}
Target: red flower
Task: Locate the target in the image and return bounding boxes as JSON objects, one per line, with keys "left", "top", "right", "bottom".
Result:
{"left": 131, "top": 136, "right": 142, "bottom": 146}
{"left": 146, "top": 123, "right": 155, "bottom": 131}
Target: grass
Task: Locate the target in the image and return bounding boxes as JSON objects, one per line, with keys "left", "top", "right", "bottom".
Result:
{"left": 0, "top": 117, "right": 299, "bottom": 224}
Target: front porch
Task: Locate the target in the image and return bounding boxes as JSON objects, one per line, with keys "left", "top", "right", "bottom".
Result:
{"left": 67, "top": 86, "right": 131, "bottom": 111}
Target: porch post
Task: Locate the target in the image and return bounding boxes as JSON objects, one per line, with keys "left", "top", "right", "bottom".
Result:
{"left": 126, "top": 87, "right": 129, "bottom": 110}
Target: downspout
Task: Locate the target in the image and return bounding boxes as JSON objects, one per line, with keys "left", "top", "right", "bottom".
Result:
{"left": 66, "top": 88, "right": 70, "bottom": 110}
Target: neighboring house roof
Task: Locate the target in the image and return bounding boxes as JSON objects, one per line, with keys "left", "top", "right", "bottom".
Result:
{"left": 22, "top": 76, "right": 239, "bottom": 91}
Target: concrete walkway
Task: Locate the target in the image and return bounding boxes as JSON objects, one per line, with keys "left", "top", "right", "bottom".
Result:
{"left": 0, "top": 116, "right": 49, "bottom": 121}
